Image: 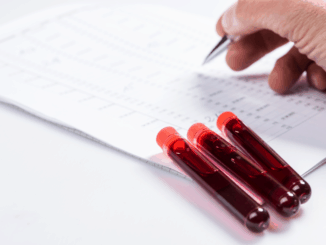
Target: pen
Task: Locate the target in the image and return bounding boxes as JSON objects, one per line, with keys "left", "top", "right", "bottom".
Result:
{"left": 187, "top": 123, "right": 300, "bottom": 217}
{"left": 203, "top": 35, "right": 232, "bottom": 65}
{"left": 156, "top": 127, "right": 270, "bottom": 233}
{"left": 217, "top": 111, "right": 312, "bottom": 204}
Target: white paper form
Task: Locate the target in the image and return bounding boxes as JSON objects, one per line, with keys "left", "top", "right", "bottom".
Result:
{"left": 0, "top": 4, "right": 325, "bottom": 177}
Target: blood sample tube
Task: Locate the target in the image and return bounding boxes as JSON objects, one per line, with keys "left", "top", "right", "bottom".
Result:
{"left": 188, "top": 123, "right": 300, "bottom": 217}
{"left": 157, "top": 127, "right": 270, "bottom": 233}
{"left": 217, "top": 112, "right": 311, "bottom": 204}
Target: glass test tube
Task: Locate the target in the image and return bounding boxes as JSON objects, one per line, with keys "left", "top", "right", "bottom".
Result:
{"left": 217, "top": 111, "right": 311, "bottom": 204}
{"left": 157, "top": 127, "right": 270, "bottom": 233}
{"left": 188, "top": 123, "right": 300, "bottom": 217}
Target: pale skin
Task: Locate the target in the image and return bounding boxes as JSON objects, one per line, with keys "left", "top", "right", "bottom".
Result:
{"left": 216, "top": 0, "right": 326, "bottom": 94}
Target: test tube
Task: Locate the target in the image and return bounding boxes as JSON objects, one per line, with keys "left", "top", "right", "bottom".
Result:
{"left": 217, "top": 112, "right": 311, "bottom": 204}
{"left": 188, "top": 123, "right": 300, "bottom": 217}
{"left": 157, "top": 127, "right": 270, "bottom": 233}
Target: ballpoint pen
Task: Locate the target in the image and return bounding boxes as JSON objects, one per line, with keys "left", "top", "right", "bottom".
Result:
{"left": 203, "top": 35, "right": 232, "bottom": 65}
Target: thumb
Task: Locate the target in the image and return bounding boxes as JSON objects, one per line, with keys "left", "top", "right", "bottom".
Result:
{"left": 221, "top": 3, "right": 258, "bottom": 36}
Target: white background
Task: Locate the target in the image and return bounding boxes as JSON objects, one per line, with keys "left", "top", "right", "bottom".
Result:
{"left": 0, "top": 0, "right": 325, "bottom": 244}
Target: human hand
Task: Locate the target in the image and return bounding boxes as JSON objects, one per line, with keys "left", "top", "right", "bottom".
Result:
{"left": 216, "top": 0, "right": 326, "bottom": 93}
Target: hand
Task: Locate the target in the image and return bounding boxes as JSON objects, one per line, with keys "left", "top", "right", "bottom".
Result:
{"left": 216, "top": 0, "right": 326, "bottom": 93}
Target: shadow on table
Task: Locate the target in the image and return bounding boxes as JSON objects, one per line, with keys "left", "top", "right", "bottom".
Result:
{"left": 147, "top": 157, "right": 303, "bottom": 243}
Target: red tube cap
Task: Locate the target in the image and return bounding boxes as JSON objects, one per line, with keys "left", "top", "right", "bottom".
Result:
{"left": 217, "top": 111, "right": 237, "bottom": 131}
{"left": 156, "top": 127, "right": 178, "bottom": 149}
{"left": 187, "top": 123, "right": 209, "bottom": 143}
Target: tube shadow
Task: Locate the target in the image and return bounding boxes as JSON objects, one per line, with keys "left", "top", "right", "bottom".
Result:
{"left": 147, "top": 165, "right": 263, "bottom": 243}
{"left": 147, "top": 163, "right": 306, "bottom": 241}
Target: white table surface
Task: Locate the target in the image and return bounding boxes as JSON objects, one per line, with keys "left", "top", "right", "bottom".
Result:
{"left": 0, "top": 0, "right": 325, "bottom": 244}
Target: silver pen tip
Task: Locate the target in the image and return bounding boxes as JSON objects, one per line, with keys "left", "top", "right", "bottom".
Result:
{"left": 202, "top": 35, "right": 230, "bottom": 66}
